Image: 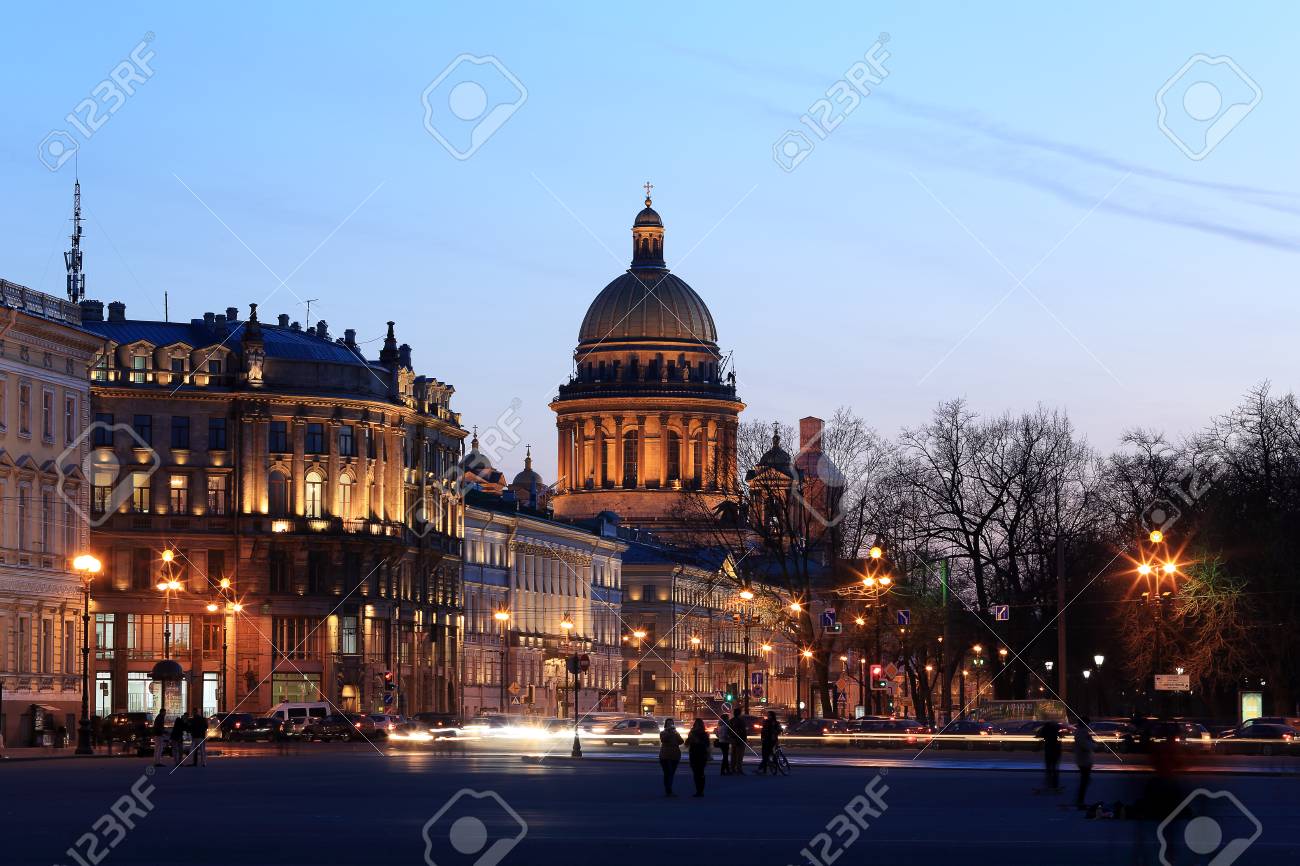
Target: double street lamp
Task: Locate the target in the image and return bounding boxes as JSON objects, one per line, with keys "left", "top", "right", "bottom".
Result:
{"left": 73, "top": 554, "right": 102, "bottom": 755}
{"left": 493, "top": 610, "right": 511, "bottom": 714}
{"left": 205, "top": 578, "right": 243, "bottom": 714}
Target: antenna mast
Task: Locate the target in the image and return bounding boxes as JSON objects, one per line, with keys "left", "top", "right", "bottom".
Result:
{"left": 64, "top": 178, "right": 86, "bottom": 303}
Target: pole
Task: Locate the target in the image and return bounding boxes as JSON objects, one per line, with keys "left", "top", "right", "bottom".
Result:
{"left": 220, "top": 610, "right": 228, "bottom": 714}
{"left": 571, "top": 658, "right": 582, "bottom": 758}
{"left": 75, "top": 579, "right": 93, "bottom": 754}
{"left": 795, "top": 660, "right": 802, "bottom": 722}
{"left": 941, "top": 558, "right": 951, "bottom": 726}
{"left": 1056, "top": 535, "right": 1067, "bottom": 701}
{"left": 743, "top": 617, "right": 751, "bottom": 716}
{"left": 499, "top": 620, "right": 507, "bottom": 714}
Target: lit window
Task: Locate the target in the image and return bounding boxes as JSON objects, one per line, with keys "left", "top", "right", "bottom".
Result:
{"left": 169, "top": 474, "right": 189, "bottom": 513}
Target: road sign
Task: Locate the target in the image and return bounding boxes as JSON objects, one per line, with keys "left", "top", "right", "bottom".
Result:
{"left": 383, "top": 693, "right": 394, "bottom": 706}
{"left": 579, "top": 653, "right": 590, "bottom": 672}
{"left": 507, "top": 681, "right": 521, "bottom": 695}
{"left": 992, "top": 604, "right": 1010, "bottom": 621}
{"left": 825, "top": 622, "right": 843, "bottom": 634}
{"left": 836, "top": 688, "right": 848, "bottom": 703}
{"left": 721, "top": 702, "right": 732, "bottom": 713}
{"left": 896, "top": 609, "right": 911, "bottom": 626}
{"left": 751, "top": 685, "right": 763, "bottom": 699}
{"left": 884, "top": 662, "right": 899, "bottom": 679}
{"left": 751, "top": 671, "right": 764, "bottom": 687}
{"left": 820, "top": 608, "right": 837, "bottom": 627}
{"left": 712, "top": 691, "right": 724, "bottom": 701}
{"left": 1154, "top": 674, "right": 1191, "bottom": 691}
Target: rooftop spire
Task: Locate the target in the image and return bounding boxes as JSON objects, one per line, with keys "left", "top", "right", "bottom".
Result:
{"left": 631, "top": 184, "right": 665, "bottom": 268}
{"left": 64, "top": 178, "right": 85, "bottom": 303}
{"left": 643, "top": 180, "right": 654, "bottom": 207}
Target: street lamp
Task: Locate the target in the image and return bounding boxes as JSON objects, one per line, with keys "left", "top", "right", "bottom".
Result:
{"left": 494, "top": 610, "right": 510, "bottom": 714}
{"left": 797, "top": 649, "right": 813, "bottom": 722}
{"left": 73, "top": 554, "right": 102, "bottom": 755}
{"left": 206, "top": 576, "right": 240, "bottom": 714}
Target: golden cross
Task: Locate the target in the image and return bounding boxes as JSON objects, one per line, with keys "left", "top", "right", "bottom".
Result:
{"left": 643, "top": 181, "right": 654, "bottom": 201}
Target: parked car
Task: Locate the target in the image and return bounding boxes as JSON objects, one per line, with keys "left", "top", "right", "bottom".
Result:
{"left": 104, "top": 712, "right": 151, "bottom": 745}
{"left": 1216, "top": 723, "right": 1297, "bottom": 755}
{"left": 603, "top": 717, "right": 662, "bottom": 745}
{"left": 266, "top": 702, "right": 330, "bottom": 738}
{"left": 357, "top": 713, "right": 403, "bottom": 738}
{"left": 218, "top": 713, "right": 257, "bottom": 740}
{"left": 302, "top": 713, "right": 364, "bottom": 742}
{"left": 1121, "top": 719, "right": 1213, "bottom": 752}
{"left": 790, "top": 718, "right": 841, "bottom": 736}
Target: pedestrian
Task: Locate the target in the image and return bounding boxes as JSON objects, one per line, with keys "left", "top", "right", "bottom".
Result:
{"left": 152, "top": 709, "right": 168, "bottom": 767}
{"left": 686, "top": 718, "right": 710, "bottom": 797}
{"left": 715, "top": 714, "right": 731, "bottom": 775}
{"left": 1037, "top": 720, "right": 1062, "bottom": 792}
{"left": 171, "top": 711, "right": 189, "bottom": 768}
{"left": 190, "top": 711, "right": 209, "bottom": 767}
{"left": 759, "top": 711, "right": 781, "bottom": 774}
{"left": 1073, "top": 717, "right": 1096, "bottom": 808}
{"left": 729, "top": 707, "right": 747, "bottom": 775}
{"left": 658, "top": 718, "right": 683, "bottom": 797}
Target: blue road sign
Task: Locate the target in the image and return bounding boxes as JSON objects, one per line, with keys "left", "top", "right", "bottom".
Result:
{"left": 751, "top": 671, "right": 765, "bottom": 686}
{"left": 993, "top": 604, "right": 1010, "bottom": 622}
{"left": 896, "top": 609, "right": 911, "bottom": 626}
{"left": 820, "top": 608, "right": 837, "bottom": 627}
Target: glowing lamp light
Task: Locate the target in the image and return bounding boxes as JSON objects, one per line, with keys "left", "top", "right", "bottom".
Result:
{"left": 789, "top": 602, "right": 802, "bottom": 613}
{"left": 1163, "top": 561, "right": 1177, "bottom": 575}
{"left": 1137, "top": 563, "right": 1153, "bottom": 576}
{"left": 760, "top": 643, "right": 772, "bottom": 653}
{"left": 560, "top": 618, "right": 574, "bottom": 631}
{"left": 863, "top": 576, "right": 875, "bottom": 587}
{"left": 801, "top": 649, "right": 813, "bottom": 659}
{"left": 633, "top": 629, "right": 646, "bottom": 640}
{"left": 233, "top": 603, "right": 243, "bottom": 613}
{"left": 161, "top": 549, "right": 174, "bottom": 563}
{"left": 155, "top": 582, "right": 168, "bottom": 591}
{"left": 1149, "top": 530, "right": 1164, "bottom": 544}
{"left": 879, "top": 576, "right": 892, "bottom": 586}
{"left": 739, "top": 589, "right": 755, "bottom": 601}
{"left": 840, "top": 655, "right": 849, "bottom": 662}
{"left": 1094, "top": 654, "right": 1105, "bottom": 667}
{"left": 690, "top": 635, "right": 701, "bottom": 646}
{"left": 855, "top": 616, "right": 866, "bottom": 626}
{"left": 869, "top": 546, "right": 883, "bottom": 560}
{"left": 1082, "top": 669, "right": 1092, "bottom": 679}
{"left": 206, "top": 602, "right": 219, "bottom": 613}
{"left": 493, "top": 610, "right": 510, "bottom": 622}
{"left": 73, "top": 554, "right": 102, "bottom": 574}
{"left": 219, "top": 577, "right": 231, "bottom": 589}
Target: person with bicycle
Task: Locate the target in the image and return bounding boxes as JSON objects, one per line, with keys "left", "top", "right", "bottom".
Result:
{"left": 759, "top": 711, "right": 781, "bottom": 774}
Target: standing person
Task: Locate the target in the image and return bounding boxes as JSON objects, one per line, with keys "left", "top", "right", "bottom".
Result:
{"left": 759, "top": 711, "right": 781, "bottom": 774}
{"left": 716, "top": 714, "right": 732, "bottom": 775}
{"left": 729, "top": 707, "right": 748, "bottom": 775}
{"left": 686, "top": 718, "right": 710, "bottom": 797}
{"left": 152, "top": 709, "right": 169, "bottom": 767}
{"left": 1037, "top": 720, "right": 1062, "bottom": 792}
{"left": 190, "top": 711, "right": 209, "bottom": 767}
{"left": 170, "top": 711, "right": 189, "bottom": 768}
{"left": 658, "top": 719, "right": 683, "bottom": 797}
{"left": 1073, "top": 717, "right": 1096, "bottom": 808}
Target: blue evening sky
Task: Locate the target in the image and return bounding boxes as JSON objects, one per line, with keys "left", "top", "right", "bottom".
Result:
{"left": 3, "top": 2, "right": 1297, "bottom": 479}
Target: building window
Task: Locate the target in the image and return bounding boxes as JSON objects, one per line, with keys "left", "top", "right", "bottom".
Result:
{"left": 304, "top": 471, "right": 324, "bottom": 518}
{"left": 95, "top": 613, "right": 116, "bottom": 659}
{"left": 64, "top": 394, "right": 77, "bottom": 445}
{"left": 365, "top": 427, "right": 375, "bottom": 458}
{"left": 42, "top": 390, "right": 54, "bottom": 441}
{"left": 305, "top": 423, "right": 324, "bottom": 455}
{"left": 17, "top": 486, "right": 29, "bottom": 549}
{"left": 90, "top": 355, "right": 109, "bottom": 382}
{"left": 170, "top": 357, "right": 185, "bottom": 374}
{"left": 339, "top": 425, "right": 355, "bottom": 457}
{"left": 130, "top": 354, "right": 147, "bottom": 384}
{"left": 622, "top": 430, "right": 638, "bottom": 488}
{"left": 207, "top": 475, "right": 227, "bottom": 515}
{"left": 208, "top": 549, "right": 226, "bottom": 583}
{"left": 171, "top": 416, "right": 190, "bottom": 449}
{"left": 126, "top": 613, "right": 190, "bottom": 659}
{"left": 270, "top": 673, "right": 321, "bottom": 706}
{"left": 131, "top": 472, "right": 152, "bottom": 513}
{"left": 18, "top": 382, "right": 31, "bottom": 434}
{"left": 133, "top": 414, "right": 152, "bottom": 446}
{"left": 268, "top": 470, "right": 288, "bottom": 515}
{"left": 269, "top": 549, "right": 291, "bottom": 593}
{"left": 0, "top": 376, "right": 6, "bottom": 432}
{"left": 131, "top": 548, "right": 152, "bottom": 591}
{"left": 92, "top": 413, "right": 114, "bottom": 446}
{"left": 307, "top": 550, "right": 326, "bottom": 594}
{"left": 208, "top": 417, "right": 227, "bottom": 450}
{"left": 340, "top": 615, "right": 358, "bottom": 655}
{"left": 207, "top": 358, "right": 222, "bottom": 375}
{"left": 337, "top": 475, "right": 353, "bottom": 519}
{"left": 92, "top": 468, "right": 114, "bottom": 514}
{"left": 168, "top": 475, "right": 189, "bottom": 513}
{"left": 273, "top": 617, "right": 319, "bottom": 660}
{"left": 95, "top": 671, "right": 112, "bottom": 716}
{"left": 667, "top": 430, "right": 681, "bottom": 481}
{"left": 269, "top": 420, "right": 289, "bottom": 453}
{"left": 41, "top": 492, "right": 52, "bottom": 552}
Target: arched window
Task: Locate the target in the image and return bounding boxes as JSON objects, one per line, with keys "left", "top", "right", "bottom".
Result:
{"left": 666, "top": 430, "right": 681, "bottom": 482}
{"left": 268, "top": 470, "right": 288, "bottom": 515}
{"left": 305, "top": 470, "right": 324, "bottom": 519}
{"left": 337, "top": 475, "right": 354, "bottom": 519}
{"left": 622, "top": 430, "right": 638, "bottom": 488}
{"left": 691, "top": 434, "right": 703, "bottom": 488}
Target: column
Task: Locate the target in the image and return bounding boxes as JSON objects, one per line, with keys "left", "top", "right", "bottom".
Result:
{"left": 291, "top": 416, "right": 306, "bottom": 515}
{"left": 635, "top": 414, "right": 647, "bottom": 488}
{"left": 594, "top": 418, "right": 605, "bottom": 488}
{"left": 659, "top": 413, "right": 669, "bottom": 488}
{"left": 239, "top": 416, "right": 256, "bottom": 513}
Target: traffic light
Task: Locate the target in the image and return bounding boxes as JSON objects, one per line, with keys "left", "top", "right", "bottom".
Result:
{"left": 383, "top": 670, "right": 396, "bottom": 691}
{"left": 869, "top": 664, "right": 887, "bottom": 690}
{"left": 725, "top": 683, "right": 738, "bottom": 702}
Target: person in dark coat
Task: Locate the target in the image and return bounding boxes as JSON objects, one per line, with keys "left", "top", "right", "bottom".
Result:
{"left": 686, "top": 718, "right": 711, "bottom": 796}
{"left": 1037, "top": 720, "right": 1063, "bottom": 791}
{"left": 170, "top": 711, "right": 189, "bottom": 768}
{"left": 658, "top": 719, "right": 684, "bottom": 797}
{"left": 715, "top": 714, "right": 732, "bottom": 775}
{"left": 152, "top": 709, "right": 169, "bottom": 767}
{"left": 759, "top": 711, "right": 781, "bottom": 774}
{"left": 729, "top": 707, "right": 748, "bottom": 775}
{"left": 190, "top": 712, "right": 209, "bottom": 766}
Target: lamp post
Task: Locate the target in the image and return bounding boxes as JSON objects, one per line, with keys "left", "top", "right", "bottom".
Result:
{"left": 998, "top": 646, "right": 1009, "bottom": 697}
{"left": 73, "top": 554, "right": 102, "bottom": 755}
{"left": 860, "top": 569, "right": 893, "bottom": 714}
{"left": 631, "top": 629, "right": 647, "bottom": 715}
{"left": 1092, "top": 654, "right": 1105, "bottom": 716}
{"left": 799, "top": 649, "right": 813, "bottom": 721}
{"left": 206, "top": 578, "right": 242, "bottom": 715}
{"left": 739, "top": 588, "right": 755, "bottom": 715}
{"left": 690, "top": 635, "right": 702, "bottom": 717}
{"left": 560, "top": 614, "right": 579, "bottom": 758}
{"left": 971, "top": 644, "right": 985, "bottom": 709}
{"left": 759, "top": 642, "right": 772, "bottom": 711}
{"left": 1138, "top": 530, "right": 1178, "bottom": 716}
{"left": 493, "top": 610, "right": 510, "bottom": 714}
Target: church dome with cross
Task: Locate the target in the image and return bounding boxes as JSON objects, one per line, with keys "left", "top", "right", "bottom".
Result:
{"left": 549, "top": 185, "right": 744, "bottom": 530}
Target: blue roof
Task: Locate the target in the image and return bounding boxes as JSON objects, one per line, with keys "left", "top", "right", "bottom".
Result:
{"left": 82, "top": 320, "right": 379, "bottom": 367}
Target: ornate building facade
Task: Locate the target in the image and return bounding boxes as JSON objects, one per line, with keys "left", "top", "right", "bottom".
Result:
{"left": 79, "top": 300, "right": 465, "bottom": 718}
{"left": 462, "top": 486, "right": 624, "bottom": 719}
{"left": 0, "top": 281, "right": 101, "bottom": 745}
{"left": 549, "top": 194, "right": 743, "bottom": 532}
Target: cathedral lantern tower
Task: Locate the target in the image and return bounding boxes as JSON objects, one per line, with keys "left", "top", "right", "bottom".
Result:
{"left": 549, "top": 187, "right": 744, "bottom": 528}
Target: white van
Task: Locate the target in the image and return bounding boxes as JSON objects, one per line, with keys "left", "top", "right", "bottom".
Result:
{"left": 266, "top": 702, "right": 330, "bottom": 738}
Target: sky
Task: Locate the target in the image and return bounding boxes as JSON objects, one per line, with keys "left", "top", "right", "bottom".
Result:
{"left": 3, "top": 2, "right": 1298, "bottom": 480}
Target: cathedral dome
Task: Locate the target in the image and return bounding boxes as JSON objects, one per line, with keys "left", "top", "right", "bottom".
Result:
{"left": 633, "top": 205, "right": 662, "bottom": 227}
{"left": 578, "top": 270, "right": 717, "bottom": 345}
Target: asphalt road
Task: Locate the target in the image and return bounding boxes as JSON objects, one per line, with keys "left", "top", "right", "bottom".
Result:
{"left": 3, "top": 748, "right": 1295, "bottom": 866}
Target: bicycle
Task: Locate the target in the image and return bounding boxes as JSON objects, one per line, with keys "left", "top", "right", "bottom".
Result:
{"left": 771, "top": 744, "right": 791, "bottom": 775}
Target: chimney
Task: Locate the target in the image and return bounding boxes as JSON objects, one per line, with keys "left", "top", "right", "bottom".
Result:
{"left": 315, "top": 320, "right": 329, "bottom": 340}
{"left": 203, "top": 312, "right": 215, "bottom": 328}
{"left": 107, "top": 301, "right": 126, "bottom": 322}
{"left": 225, "top": 306, "right": 239, "bottom": 321}
{"left": 398, "top": 343, "right": 412, "bottom": 369}
{"left": 290, "top": 321, "right": 301, "bottom": 331}
{"left": 214, "top": 314, "right": 227, "bottom": 329}
{"left": 343, "top": 328, "right": 357, "bottom": 348}
{"left": 306, "top": 325, "right": 317, "bottom": 337}
{"left": 800, "top": 416, "right": 824, "bottom": 452}
{"left": 79, "top": 300, "right": 104, "bottom": 322}
{"left": 278, "top": 313, "right": 290, "bottom": 328}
